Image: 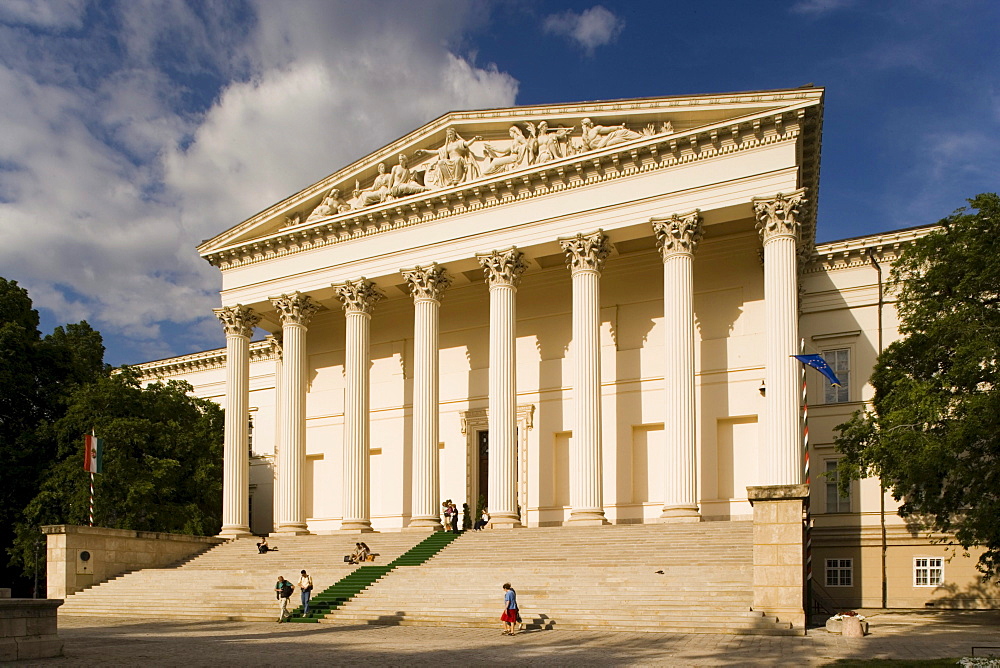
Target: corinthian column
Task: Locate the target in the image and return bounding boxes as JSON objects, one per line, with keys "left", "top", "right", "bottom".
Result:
{"left": 651, "top": 211, "right": 703, "bottom": 521}
{"left": 336, "top": 278, "right": 384, "bottom": 532}
{"left": 558, "top": 231, "right": 612, "bottom": 525}
{"left": 270, "top": 293, "right": 319, "bottom": 535}
{"left": 214, "top": 304, "right": 260, "bottom": 538}
{"left": 753, "top": 190, "right": 807, "bottom": 486}
{"left": 477, "top": 248, "right": 527, "bottom": 529}
{"left": 401, "top": 264, "right": 451, "bottom": 531}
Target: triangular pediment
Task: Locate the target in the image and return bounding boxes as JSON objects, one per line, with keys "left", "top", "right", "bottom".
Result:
{"left": 198, "top": 86, "right": 824, "bottom": 259}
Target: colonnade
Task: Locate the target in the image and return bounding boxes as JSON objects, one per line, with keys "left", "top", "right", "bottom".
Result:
{"left": 214, "top": 191, "right": 806, "bottom": 537}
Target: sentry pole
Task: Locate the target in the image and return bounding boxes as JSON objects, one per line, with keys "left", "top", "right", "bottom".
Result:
{"left": 801, "top": 339, "right": 813, "bottom": 619}
{"left": 89, "top": 471, "right": 95, "bottom": 527}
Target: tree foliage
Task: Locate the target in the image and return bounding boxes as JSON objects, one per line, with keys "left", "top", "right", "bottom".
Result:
{"left": 1, "top": 278, "right": 225, "bottom": 594}
{"left": 835, "top": 193, "right": 1000, "bottom": 578}
{"left": 0, "top": 279, "right": 106, "bottom": 594}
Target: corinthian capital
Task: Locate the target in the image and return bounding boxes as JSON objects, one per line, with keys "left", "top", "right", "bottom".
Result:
{"left": 215, "top": 305, "right": 261, "bottom": 338}
{"left": 651, "top": 211, "right": 703, "bottom": 259}
{"left": 559, "top": 230, "right": 612, "bottom": 274}
{"left": 401, "top": 263, "right": 452, "bottom": 302}
{"left": 271, "top": 292, "right": 320, "bottom": 327}
{"left": 477, "top": 247, "right": 527, "bottom": 288}
{"left": 753, "top": 189, "right": 807, "bottom": 244}
{"left": 335, "top": 278, "right": 384, "bottom": 315}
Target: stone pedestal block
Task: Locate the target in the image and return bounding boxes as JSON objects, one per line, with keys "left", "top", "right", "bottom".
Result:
{"left": 747, "top": 484, "right": 808, "bottom": 632}
{"left": 0, "top": 599, "right": 63, "bottom": 661}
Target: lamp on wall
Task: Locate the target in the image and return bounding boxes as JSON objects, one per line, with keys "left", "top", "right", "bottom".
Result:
{"left": 759, "top": 381, "right": 766, "bottom": 397}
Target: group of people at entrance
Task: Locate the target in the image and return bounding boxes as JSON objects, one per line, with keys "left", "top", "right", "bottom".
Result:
{"left": 441, "top": 500, "right": 491, "bottom": 531}
{"left": 274, "top": 570, "right": 313, "bottom": 623}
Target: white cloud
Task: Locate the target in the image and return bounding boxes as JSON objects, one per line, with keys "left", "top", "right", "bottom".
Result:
{"left": 0, "top": 0, "right": 86, "bottom": 30}
{"left": 790, "top": 0, "right": 856, "bottom": 17}
{"left": 0, "top": 0, "right": 518, "bottom": 364}
{"left": 542, "top": 5, "right": 624, "bottom": 54}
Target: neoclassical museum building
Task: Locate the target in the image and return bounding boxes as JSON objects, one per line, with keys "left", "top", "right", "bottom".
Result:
{"left": 137, "top": 87, "right": 998, "bottom": 609}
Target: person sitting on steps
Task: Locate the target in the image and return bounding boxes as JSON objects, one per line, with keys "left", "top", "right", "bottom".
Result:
{"left": 257, "top": 536, "right": 276, "bottom": 554}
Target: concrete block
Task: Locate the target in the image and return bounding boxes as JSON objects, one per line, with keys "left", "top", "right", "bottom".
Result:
{"left": 0, "top": 637, "right": 17, "bottom": 662}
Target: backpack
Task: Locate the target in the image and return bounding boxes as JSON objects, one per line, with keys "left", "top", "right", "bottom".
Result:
{"left": 281, "top": 581, "right": 293, "bottom": 598}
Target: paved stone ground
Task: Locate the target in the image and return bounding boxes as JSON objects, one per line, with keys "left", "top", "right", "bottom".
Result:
{"left": 19, "top": 610, "right": 1000, "bottom": 666}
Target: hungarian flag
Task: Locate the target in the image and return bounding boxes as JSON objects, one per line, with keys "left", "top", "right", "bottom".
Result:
{"left": 84, "top": 433, "right": 103, "bottom": 473}
{"left": 792, "top": 354, "right": 842, "bottom": 387}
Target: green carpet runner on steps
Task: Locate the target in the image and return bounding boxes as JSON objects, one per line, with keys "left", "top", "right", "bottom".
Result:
{"left": 287, "top": 531, "right": 461, "bottom": 623}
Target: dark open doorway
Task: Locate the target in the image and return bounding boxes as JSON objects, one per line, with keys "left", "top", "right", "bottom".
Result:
{"left": 477, "top": 430, "right": 488, "bottom": 514}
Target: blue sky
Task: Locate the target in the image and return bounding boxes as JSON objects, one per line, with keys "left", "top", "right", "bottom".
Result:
{"left": 1, "top": 0, "right": 997, "bottom": 366}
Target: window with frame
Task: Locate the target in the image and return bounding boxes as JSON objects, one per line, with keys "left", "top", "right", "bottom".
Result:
{"left": 914, "top": 557, "right": 944, "bottom": 587}
{"left": 825, "top": 460, "right": 851, "bottom": 513}
{"left": 825, "top": 558, "right": 853, "bottom": 587}
{"left": 822, "top": 348, "right": 850, "bottom": 403}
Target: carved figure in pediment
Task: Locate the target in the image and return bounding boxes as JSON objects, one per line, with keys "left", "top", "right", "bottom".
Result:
{"left": 306, "top": 188, "right": 350, "bottom": 222}
{"left": 354, "top": 162, "right": 393, "bottom": 207}
{"left": 389, "top": 154, "right": 428, "bottom": 198}
{"left": 580, "top": 118, "right": 643, "bottom": 151}
{"left": 536, "top": 121, "right": 574, "bottom": 163}
{"left": 482, "top": 125, "right": 534, "bottom": 175}
{"left": 415, "top": 127, "right": 483, "bottom": 188}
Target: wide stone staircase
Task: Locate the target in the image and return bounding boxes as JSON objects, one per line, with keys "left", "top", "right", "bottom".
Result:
{"left": 323, "top": 522, "right": 799, "bottom": 635}
{"left": 58, "top": 533, "right": 429, "bottom": 622}
{"left": 58, "top": 522, "right": 799, "bottom": 635}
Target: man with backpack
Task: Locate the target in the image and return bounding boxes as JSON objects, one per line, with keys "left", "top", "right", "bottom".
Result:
{"left": 275, "top": 575, "right": 294, "bottom": 622}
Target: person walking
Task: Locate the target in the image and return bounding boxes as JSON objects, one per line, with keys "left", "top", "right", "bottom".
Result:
{"left": 297, "top": 569, "right": 314, "bottom": 616}
{"left": 500, "top": 582, "right": 519, "bottom": 635}
{"left": 275, "top": 575, "right": 294, "bottom": 622}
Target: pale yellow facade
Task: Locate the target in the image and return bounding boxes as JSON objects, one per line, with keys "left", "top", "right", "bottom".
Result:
{"left": 136, "top": 88, "right": 999, "bottom": 611}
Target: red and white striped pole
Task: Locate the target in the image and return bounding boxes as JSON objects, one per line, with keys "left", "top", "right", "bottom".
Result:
{"left": 801, "top": 340, "right": 813, "bottom": 617}
{"left": 89, "top": 472, "right": 95, "bottom": 527}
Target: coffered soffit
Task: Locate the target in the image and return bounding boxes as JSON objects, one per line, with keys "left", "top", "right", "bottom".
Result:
{"left": 198, "top": 87, "right": 824, "bottom": 265}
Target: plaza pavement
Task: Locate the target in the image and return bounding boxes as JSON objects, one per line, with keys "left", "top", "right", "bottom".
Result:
{"left": 20, "top": 609, "right": 1000, "bottom": 666}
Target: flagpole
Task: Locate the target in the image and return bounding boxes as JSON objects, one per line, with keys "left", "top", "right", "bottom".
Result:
{"left": 800, "top": 340, "right": 813, "bottom": 622}
{"left": 89, "top": 472, "right": 95, "bottom": 527}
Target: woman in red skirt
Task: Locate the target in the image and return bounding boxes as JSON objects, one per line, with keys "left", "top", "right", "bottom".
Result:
{"left": 500, "top": 583, "right": 519, "bottom": 635}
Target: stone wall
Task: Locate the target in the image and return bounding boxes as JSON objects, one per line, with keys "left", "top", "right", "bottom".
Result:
{"left": 0, "top": 599, "right": 63, "bottom": 661}
{"left": 42, "top": 525, "right": 224, "bottom": 600}
{"left": 748, "top": 484, "right": 808, "bottom": 631}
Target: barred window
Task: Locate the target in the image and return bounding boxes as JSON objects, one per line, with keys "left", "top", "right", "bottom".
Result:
{"left": 914, "top": 558, "right": 944, "bottom": 587}
{"left": 822, "top": 348, "right": 850, "bottom": 403}
{"left": 825, "top": 558, "right": 853, "bottom": 587}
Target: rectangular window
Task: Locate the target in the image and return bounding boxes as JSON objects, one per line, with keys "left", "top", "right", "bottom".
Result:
{"left": 822, "top": 348, "right": 851, "bottom": 403}
{"left": 914, "top": 558, "right": 944, "bottom": 587}
{"left": 825, "top": 558, "right": 853, "bottom": 587}
{"left": 825, "top": 460, "right": 851, "bottom": 513}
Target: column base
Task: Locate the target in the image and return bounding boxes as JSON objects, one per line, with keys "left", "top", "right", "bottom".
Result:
{"left": 403, "top": 517, "right": 444, "bottom": 531}
{"left": 271, "top": 527, "right": 310, "bottom": 536}
{"left": 488, "top": 513, "right": 522, "bottom": 529}
{"left": 659, "top": 506, "right": 701, "bottom": 522}
{"left": 218, "top": 526, "right": 253, "bottom": 539}
{"left": 339, "top": 521, "right": 375, "bottom": 533}
{"left": 567, "top": 512, "right": 609, "bottom": 526}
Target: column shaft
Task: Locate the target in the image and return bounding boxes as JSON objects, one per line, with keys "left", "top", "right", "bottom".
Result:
{"left": 754, "top": 191, "right": 807, "bottom": 486}
{"left": 764, "top": 234, "right": 802, "bottom": 484}
{"left": 488, "top": 283, "right": 519, "bottom": 526}
{"left": 276, "top": 323, "right": 307, "bottom": 533}
{"left": 477, "top": 248, "right": 526, "bottom": 529}
{"left": 343, "top": 310, "right": 372, "bottom": 531}
{"left": 402, "top": 264, "right": 450, "bottom": 530}
{"left": 336, "top": 279, "right": 383, "bottom": 532}
{"left": 652, "top": 211, "right": 702, "bottom": 520}
{"left": 560, "top": 230, "right": 611, "bottom": 525}
{"left": 569, "top": 268, "right": 605, "bottom": 522}
{"left": 215, "top": 305, "right": 259, "bottom": 538}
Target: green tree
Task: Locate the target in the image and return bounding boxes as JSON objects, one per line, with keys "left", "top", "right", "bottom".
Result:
{"left": 0, "top": 279, "right": 105, "bottom": 595}
{"left": 835, "top": 193, "right": 1000, "bottom": 578}
{"left": 10, "top": 368, "right": 225, "bottom": 583}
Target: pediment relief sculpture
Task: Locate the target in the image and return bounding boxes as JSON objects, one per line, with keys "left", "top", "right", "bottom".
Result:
{"left": 296, "top": 117, "right": 676, "bottom": 225}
